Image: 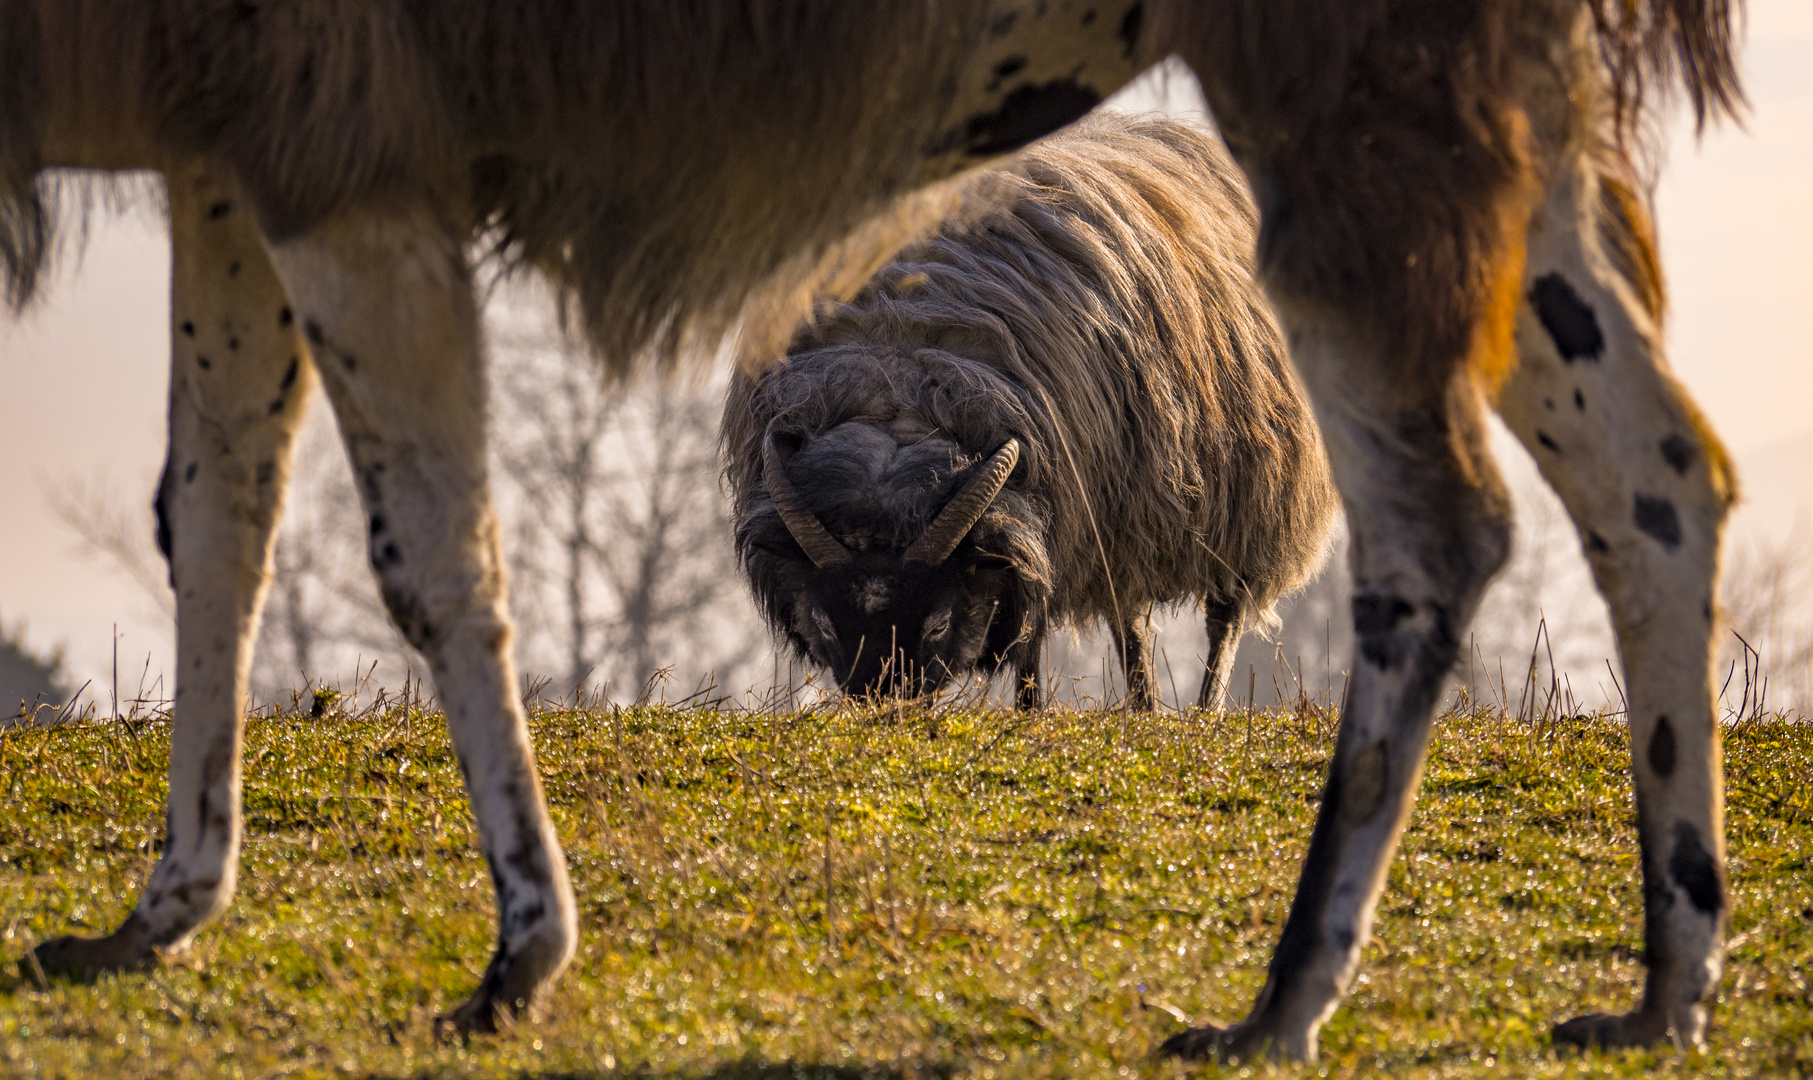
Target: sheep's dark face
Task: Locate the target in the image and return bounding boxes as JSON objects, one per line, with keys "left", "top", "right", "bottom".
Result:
{"left": 782, "top": 551, "right": 1025, "bottom": 699}
{"left": 740, "top": 428, "right": 1041, "bottom": 701}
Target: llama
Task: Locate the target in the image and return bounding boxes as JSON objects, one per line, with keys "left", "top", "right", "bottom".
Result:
{"left": 1, "top": 0, "right": 1744, "bottom": 1059}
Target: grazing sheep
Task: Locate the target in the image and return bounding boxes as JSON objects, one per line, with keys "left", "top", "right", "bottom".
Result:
{"left": 726, "top": 113, "right": 1337, "bottom": 711}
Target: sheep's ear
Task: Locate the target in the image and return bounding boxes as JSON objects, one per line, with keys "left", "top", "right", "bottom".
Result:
{"left": 751, "top": 533, "right": 810, "bottom": 563}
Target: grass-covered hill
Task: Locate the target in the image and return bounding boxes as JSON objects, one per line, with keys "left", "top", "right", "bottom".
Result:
{"left": 1, "top": 703, "right": 1809, "bottom": 1078}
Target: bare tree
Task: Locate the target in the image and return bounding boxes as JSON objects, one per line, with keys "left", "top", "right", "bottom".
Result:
{"left": 250, "top": 407, "right": 416, "bottom": 704}
{"left": 489, "top": 324, "right": 766, "bottom": 702}
{"left": 1715, "top": 523, "right": 1813, "bottom": 719}
{"left": 41, "top": 472, "right": 174, "bottom": 622}
{"left": 1, "top": 615, "right": 72, "bottom": 724}
{"left": 491, "top": 330, "right": 623, "bottom": 693}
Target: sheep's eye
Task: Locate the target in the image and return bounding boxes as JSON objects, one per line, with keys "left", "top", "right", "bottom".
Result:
{"left": 811, "top": 608, "right": 837, "bottom": 641}
{"left": 923, "top": 611, "right": 952, "bottom": 641}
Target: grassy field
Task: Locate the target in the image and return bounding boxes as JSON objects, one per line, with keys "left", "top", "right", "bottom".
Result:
{"left": 1, "top": 701, "right": 1810, "bottom": 1079}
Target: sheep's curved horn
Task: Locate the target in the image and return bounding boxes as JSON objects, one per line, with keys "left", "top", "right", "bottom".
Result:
{"left": 764, "top": 433, "right": 852, "bottom": 567}
{"left": 904, "top": 439, "right": 1020, "bottom": 565}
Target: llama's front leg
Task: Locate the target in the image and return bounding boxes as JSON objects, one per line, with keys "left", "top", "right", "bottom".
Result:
{"left": 260, "top": 208, "right": 576, "bottom": 1031}
{"left": 1196, "top": 596, "right": 1244, "bottom": 711}
{"left": 33, "top": 162, "right": 311, "bottom": 975}
{"left": 1499, "top": 155, "right": 1731, "bottom": 1050}
{"left": 1111, "top": 605, "right": 1158, "bottom": 710}
{"left": 1163, "top": 318, "right": 1512, "bottom": 1062}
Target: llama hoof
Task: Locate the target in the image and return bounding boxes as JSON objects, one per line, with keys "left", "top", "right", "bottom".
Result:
{"left": 29, "top": 917, "right": 159, "bottom": 981}
{"left": 1552, "top": 1008, "right": 1681, "bottom": 1050}
{"left": 1158, "top": 1019, "right": 1310, "bottom": 1063}
{"left": 434, "top": 927, "right": 572, "bottom": 1038}
{"left": 435, "top": 992, "right": 508, "bottom": 1038}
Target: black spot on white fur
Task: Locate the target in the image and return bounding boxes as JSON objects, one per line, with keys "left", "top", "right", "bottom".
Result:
{"left": 991, "top": 56, "right": 1028, "bottom": 87}
{"left": 1353, "top": 595, "right": 1415, "bottom": 670}
{"left": 1118, "top": 2, "right": 1145, "bottom": 57}
{"left": 1648, "top": 715, "right": 1676, "bottom": 778}
{"left": 1633, "top": 493, "right": 1682, "bottom": 550}
{"left": 1536, "top": 431, "right": 1559, "bottom": 453}
{"left": 380, "top": 583, "right": 434, "bottom": 650}
{"left": 938, "top": 79, "right": 1105, "bottom": 157}
{"left": 1660, "top": 434, "right": 1698, "bottom": 475}
{"left": 1668, "top": 823, "right": 1723, "bottom": 915}
{"left": 1529, "top": 273, "right": 1605, "bottom": 362}
{"left": 153, "top": 465, "right": 175, "bottom": 567}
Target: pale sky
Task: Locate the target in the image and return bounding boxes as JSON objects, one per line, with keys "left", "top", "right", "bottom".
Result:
{"left": 3, "top": 3, "right": 1810, "bottom": 694}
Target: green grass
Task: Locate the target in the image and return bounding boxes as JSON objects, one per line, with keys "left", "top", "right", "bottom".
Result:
{"left": 1, "top": 702, "right": 1810, "bottom": 1079}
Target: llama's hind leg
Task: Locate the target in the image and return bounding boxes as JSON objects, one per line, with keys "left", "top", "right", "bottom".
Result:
{"left": 1111, "top": 605, "right": 1158, "bottom": 710}
{"left": 260, "top": 207, "right": 576, "bottom": 1032}
{"left": 1196, "top": 597, "right": 1244, "bottom": 711}
{"left": 1498, "top": 151, "right": 1731, "bottom": 1050}
{"left": 1163, "top": 314, "right": 1513, "bottom": 1063}
{"left": 33, "top": 162, "right": 312, "bottom": 976}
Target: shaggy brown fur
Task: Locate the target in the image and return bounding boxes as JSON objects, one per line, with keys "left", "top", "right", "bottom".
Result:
{"left": 725, "top": 113, "right": 1335, "bottom": 703}
{"left": 0, "top": 0, "right": 1144, "bottom": 370}
{"left": 1154, "top": 0, "right": 1743, "bottom": 398}
{"left": 3, "top": 2, "right": 1739, "bottom": 384}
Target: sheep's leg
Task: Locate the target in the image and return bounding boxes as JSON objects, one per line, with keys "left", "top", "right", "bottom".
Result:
{"left": 32, "top": 162, "right": 312, "bottom": 976}
{"left": 1498, "top": 153, "right": 1731, "bottom": 1050}
{"left": 1012, "top": 637, "right": 1045, "bottom": 711}
{"left": 1110, "top": 605, "right": 1158, "bottom": 710}
{"left": 1163, "top": 312, "right": 1512, "bottom": 1062}
{"left": 1196, "top": 597, "right": 1244, "bottom": 711}
{"left": 260, "top": 207, "right": 576, "bottom": 1032}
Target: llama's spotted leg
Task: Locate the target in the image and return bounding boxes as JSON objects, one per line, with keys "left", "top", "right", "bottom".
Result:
{"left": 1111, "top": 605, "right": 1158, "bottom": 710}
{"left": 1498, "top": 155, "right": 1731, "bottom": 1050}
{"left": 1164, "top": 317, "right": 1512, "bottom": 1062}
{"left": 1196, "top": 596, "right": 1245, "bottom": 711}
{"left": 260, "top": 208, "right": 576, "bottom": 1032}
{"left": 32, "top": 162, "right": 311, "bottom": 977}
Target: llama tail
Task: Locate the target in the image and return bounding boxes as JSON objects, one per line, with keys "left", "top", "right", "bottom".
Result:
{"left": 1591, "top": 0, "right": 1748, "bottom": 134}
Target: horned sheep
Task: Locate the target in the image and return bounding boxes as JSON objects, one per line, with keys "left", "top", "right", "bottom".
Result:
{"left": 726, "top": 112, "right": 1336, "bottom": 711}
